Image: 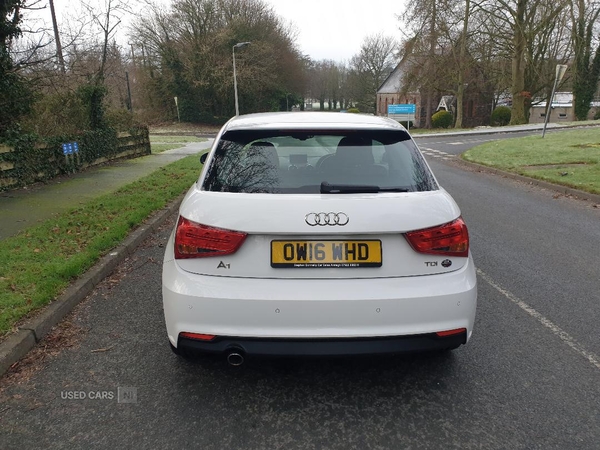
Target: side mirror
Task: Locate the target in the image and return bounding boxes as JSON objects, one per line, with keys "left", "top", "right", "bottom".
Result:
{"left": 200, "top": 153, "right": 208, "bottom": 164}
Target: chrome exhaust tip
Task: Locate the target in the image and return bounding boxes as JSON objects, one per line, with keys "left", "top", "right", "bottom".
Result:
{"left": 226, "top": 351, "right": 244, "bottom": 366}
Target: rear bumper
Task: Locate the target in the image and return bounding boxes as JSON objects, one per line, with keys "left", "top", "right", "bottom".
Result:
{"left": 178, "top": 332, "right": 467, "bottom": 357}
{"left": 162, "top": 254, "right": 477, "bottom": 355}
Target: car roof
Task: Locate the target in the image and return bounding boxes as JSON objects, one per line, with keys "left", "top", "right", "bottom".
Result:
{"left": 223, "top": 112, "right": 407, "bottom": 132}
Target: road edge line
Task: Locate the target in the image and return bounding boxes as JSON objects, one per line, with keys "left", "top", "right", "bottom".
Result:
{"left": 477, "top": 268, "right": 600, "bottom": 372}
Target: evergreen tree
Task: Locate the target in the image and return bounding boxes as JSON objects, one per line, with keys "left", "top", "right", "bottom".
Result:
{"left": 0, "top": 0, "right": 32, "bottom": 135}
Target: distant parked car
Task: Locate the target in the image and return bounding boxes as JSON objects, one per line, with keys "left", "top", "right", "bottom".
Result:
{"left": 162, "top": 112, "right": 477, "bottom": 365}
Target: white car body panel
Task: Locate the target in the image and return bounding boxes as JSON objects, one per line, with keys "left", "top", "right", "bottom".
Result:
{"left": 177, "top": 189, "right": 459, "bottom": 235}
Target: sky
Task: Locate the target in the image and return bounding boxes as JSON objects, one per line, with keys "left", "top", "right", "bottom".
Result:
{"left": 262, "top": 0, "right": 407, "bottom": 61}
{"left": 29, "top": 0, "right": 406, "bottom": 63}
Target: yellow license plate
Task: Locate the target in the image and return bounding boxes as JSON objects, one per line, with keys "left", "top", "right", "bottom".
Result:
{"left": 271, "top": 240, "right": 382, "bottom": 268}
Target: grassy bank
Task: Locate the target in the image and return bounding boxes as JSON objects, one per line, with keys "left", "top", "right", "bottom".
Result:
{"left": 462, "top": 128, "right": 600, "bottom": 194}
{"left": 0, "top": 155, "right": 203, "bottom": 336}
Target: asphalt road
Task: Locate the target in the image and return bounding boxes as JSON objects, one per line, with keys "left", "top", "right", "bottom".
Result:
{"left": 1, "top": 133, "right": 600, "bottom": 449}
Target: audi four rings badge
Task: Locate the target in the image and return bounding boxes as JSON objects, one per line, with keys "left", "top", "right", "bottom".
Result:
{"left": 305, "top": 212, "right": 349, "bottom": 226}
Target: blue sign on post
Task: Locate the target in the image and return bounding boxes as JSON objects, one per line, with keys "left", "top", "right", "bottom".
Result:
{"left": 62, "top": 142, "right": 80, "bottom": 169}
{"left": 62, "top": 142, "right": 79, "bottom": 155}
{"left": 387, "top": 104, "right": 416, "bottom": 114}
{"left": 387, "top": 104, "right": 416, "bottom": 130}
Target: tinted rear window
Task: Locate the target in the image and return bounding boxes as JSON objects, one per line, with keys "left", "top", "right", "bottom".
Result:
{"left": 202, "top": 130, "right": 438, "bottom": 193}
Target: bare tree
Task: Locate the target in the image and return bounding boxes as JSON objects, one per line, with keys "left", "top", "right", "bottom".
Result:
{"left": 400, "top": 0, "right": 457, "bottom": 127}
{"left": 454, "top": 0, "right": 471, "bottom": 128}
{"left": 477, "top": 0, "right": 567, "bottom": 124}
{"left": 307, "top": 60, "right": 329, "bottom": 110}
{"left": 350, "top": 33, "right": 398, "bottom": 113}
{"left": 81, "top": 0, "right": 130, "bottom": 80}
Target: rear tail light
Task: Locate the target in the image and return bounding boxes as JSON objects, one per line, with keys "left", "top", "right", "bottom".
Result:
{"left": 405, "top": 217, "right": 469, "bottom": 257}
{"left": 174, "top": 217, "right": 247, "bottom": 259}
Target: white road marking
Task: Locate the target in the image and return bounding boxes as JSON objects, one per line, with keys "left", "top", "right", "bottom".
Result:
{"left": 477, "top": 268, "right": 600, "bottom": 372}
{"left": 421, "top": 149, "right": 454, "bottom": 159}
{"left": 421, "top": 139, "right": 494, "bottom": 145}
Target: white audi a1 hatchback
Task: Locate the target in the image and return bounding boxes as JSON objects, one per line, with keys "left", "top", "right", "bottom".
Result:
{"left": 162, "top": 112, "right": 477, "bottom": 365}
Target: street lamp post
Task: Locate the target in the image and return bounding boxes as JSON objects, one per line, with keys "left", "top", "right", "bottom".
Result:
{"left": 542, "top": 64, "right": 568, "bottom": 138}
{"left": 233, "top": 42, "right": 251, "bottom": 116}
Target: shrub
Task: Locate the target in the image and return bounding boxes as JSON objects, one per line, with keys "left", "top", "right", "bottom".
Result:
{"left": 197, "top": 111, "right": 229, "bottom": 126}
{"left": 21, "top": 91, "right": 88, "bottom": 137}
{"left": 593, "top": 109, "right": 600, "bottom": 120}
{"left": 431, "top": 110, "right": 453, "bottom": 128}
{"left": 491, "top": 106, "right": 511, "bottom": 126}
{"left": 106, "top": 109, "right": 135, "bottom": 131}
{"left": 77, "top": 83, "right": 108, "bottom": 130}
{"left": 347, "top": 108, "right": 360, "bottom": 114}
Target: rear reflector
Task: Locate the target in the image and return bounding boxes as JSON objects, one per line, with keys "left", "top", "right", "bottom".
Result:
{"left": 174, "top": 217, "right": 247, "bottom": 259}
{"left": 435, "top": 328, "right": 467, "bottom": 337}
{"left": 405, "top": 217, "right": 469, "bottom": 257}
{"left": 180, "top": 332, "right": 216, "bottom": 341}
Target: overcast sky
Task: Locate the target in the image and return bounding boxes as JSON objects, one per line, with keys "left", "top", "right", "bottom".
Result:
{"left": 263, "top": 0, "right": 406, "bottom": 61}
{"left": 36, "top": 0, "right": 406, "bottom": 63}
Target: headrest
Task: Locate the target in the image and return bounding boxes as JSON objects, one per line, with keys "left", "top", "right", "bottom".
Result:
{"left": 250, "top": 141, "right": 276, "bottom": 149}
{"left": 336, "top": 136, "right": 374, "bottom": 165}
{"left": 248, "top": 141, "right": 279, "bottom": 168}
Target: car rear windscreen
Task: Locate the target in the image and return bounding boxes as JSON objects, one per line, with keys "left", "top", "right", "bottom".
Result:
{"left": 202, "top": 130, "right": 438, "bottom": 194}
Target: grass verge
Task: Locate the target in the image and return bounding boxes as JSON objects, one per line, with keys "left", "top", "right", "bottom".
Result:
{"left": 462, "top": 128, "right": 600, "bottom": 194}
{"left": 149, "top": 135, "right": 206, "bottom": 154}
{"left": 0, "top": 154, "right": 203, "bottom": 336}
{"left": 410, "top": 120, "right": 599, "bottom": 134}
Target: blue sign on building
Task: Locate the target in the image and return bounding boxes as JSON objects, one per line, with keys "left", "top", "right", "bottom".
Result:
{"left": 387, "top": 104, "right": 416, "bottom": 114}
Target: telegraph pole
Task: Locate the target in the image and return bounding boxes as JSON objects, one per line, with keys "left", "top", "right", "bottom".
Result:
{"left": 49, "top": 0, "right": 66, "bottom": 74}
